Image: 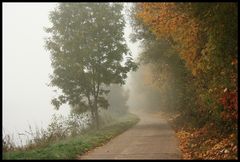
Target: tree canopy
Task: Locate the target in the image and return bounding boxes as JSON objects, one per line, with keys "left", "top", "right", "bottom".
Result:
{"left": 130, "top": 2, "right": 237, "bottom": 129}
{"left": 45, "top": 3, "right": 137, "bottom": 128}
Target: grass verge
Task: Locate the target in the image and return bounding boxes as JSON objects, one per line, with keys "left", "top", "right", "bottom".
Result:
{"left": 3, "top": 113, "right": 139, "bottom": 160}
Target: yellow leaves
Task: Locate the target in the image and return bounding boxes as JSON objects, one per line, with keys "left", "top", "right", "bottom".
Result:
{"left": 136, "top": 3, "right": 203, "bottom": 75}
{"left": 176, "top": 130, "right": 193, "bottom": 159}
{"left": 229, "top": 133, "right": 235, "bottom": 139}
{"left": 177, "top": 130, "right": 191, "bottom": 139}
{"left": 192, "top": 68, "right": 197, "bottom": 76}
{"left": 208, "top": 89, "right": 213, "bottom": 93}
{"left": 174, "top": 122, "right": 238, "bottom": 160}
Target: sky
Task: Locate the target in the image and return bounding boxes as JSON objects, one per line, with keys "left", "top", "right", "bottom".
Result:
{"left": 3, "top": 3, "right": 69, "bottom": 138}
{"left": 2, "top": 3, "right": 141, "bottom": 143}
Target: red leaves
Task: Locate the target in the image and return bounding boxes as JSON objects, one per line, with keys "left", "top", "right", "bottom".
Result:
{"left": 219, "top": 90, "right": 238, "bottom": 121}
{"left": 220, "top": 91, "right": 237, "bottom": 110}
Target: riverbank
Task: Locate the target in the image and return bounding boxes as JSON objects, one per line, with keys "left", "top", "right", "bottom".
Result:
{"left": 3, "top": 113, "right": 139, "bottom": 159}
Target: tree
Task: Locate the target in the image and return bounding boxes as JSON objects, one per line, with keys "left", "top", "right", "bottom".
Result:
{"left": 45, "top": 3, "right": 137, "bottom": 128}
{"left": 132, "top": 2, "right": 237, "bottom": 129}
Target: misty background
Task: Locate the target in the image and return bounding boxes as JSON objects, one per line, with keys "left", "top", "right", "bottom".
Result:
{"left": 3, "top": 3, "right": 161, "bottom": 144}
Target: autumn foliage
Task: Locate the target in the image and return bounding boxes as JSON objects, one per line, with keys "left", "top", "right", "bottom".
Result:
{"left": 130, "top": 2, "right": 238, "bottom": 160}
{"left": 135, "top": 2, "right": 238, "bottom": 127}
{"left": 137, "top": 3, "right": 201, "bottom": 75}
{"left": 176, "top": 125, "right": 237, "bottom": 159}
{"left": 220, "top": 90, "right": 238, "bottom": 122}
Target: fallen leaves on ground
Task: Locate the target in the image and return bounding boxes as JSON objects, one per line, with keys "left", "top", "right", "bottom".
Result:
{"left": 163, "top": 112, "right": 238, "bottom": 160}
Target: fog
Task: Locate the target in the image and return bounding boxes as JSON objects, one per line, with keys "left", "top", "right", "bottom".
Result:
{"left": 3, "top": 3, "right": 69, "bottom": 138}
{"left": 123, "top": 5, "right": 162, "bottom": 113}
{"left": 126, "top": 64, "right": 163, "bottom": 113}
{"left": 3, "top": 3, "right": 159, "bottom": 144}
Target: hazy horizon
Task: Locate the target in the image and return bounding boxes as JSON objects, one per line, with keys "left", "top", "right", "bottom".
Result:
{"left": 3, "top": 3, "right": 142, "bottom": 143}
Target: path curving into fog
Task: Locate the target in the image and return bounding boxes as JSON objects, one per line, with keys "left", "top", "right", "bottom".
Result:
{"left": 79, "top": 109, "right": 182, "bottom": 159}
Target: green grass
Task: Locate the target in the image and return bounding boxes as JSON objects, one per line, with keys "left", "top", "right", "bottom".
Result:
{"left": 3, "top": 113, "right": 139, "bottom": 160}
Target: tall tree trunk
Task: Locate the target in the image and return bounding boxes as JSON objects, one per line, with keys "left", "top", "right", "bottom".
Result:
{"left": 87, "top": 95, "right": 95, "bottom": 128}
{"left": 90, "top": 107, "right": 95, "bottom": 127}
{"left": 95, "top": 108, "right": 99, "bottom": 129}
{"left": 94, "top": 101, "right": 99, "bottom": 129}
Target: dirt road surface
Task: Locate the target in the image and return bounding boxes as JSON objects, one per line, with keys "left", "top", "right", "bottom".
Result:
{"left": 79, "top": 110, "right": 182, "bottom": 159}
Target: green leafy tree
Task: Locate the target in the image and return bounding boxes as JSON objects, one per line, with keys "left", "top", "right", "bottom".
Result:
{"left": 45, "top": 3, "right": 137, "bottom": 128}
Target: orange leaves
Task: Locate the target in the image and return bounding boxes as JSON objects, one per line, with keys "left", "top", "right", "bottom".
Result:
{"left": 136, "top": 3, "right": 202, "bottom": 76}
{"left": 175, "top": 124, "right": 238, "bottom": 160}
{"left": 164, "top": 110, "right": 238, "bottom": 160}
{"left": 231, "top": 58, "right": 237, "bottom": 65}
{"left": 176, "top": 130, "right": 192, "bottom": 159}
{"left": 135, "top": 4, "right": 238, "bottom": 159}
{"left": 205, "top": 133, "right": 238, "bottom": 160}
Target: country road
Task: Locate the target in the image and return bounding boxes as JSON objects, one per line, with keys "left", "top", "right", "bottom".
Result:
{"left": 79, "top": 109, "right": 182, "bottom": 159}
